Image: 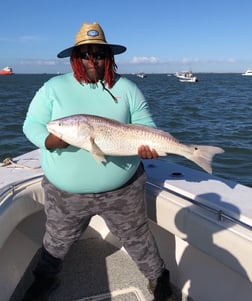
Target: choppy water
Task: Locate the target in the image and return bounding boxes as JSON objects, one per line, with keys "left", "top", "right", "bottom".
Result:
{"left": 0, "top": 73, "right": 251, "bottom": 187}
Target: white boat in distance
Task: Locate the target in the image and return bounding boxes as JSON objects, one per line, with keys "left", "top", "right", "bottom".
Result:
{"left": 1, "top": 149, "right": 252, "bottom": 301}
{"left": 241, "top": 69, "right": 252, "bottom": 76}
{"left": 175, "top": 71, "right": 198, "bottom": 82}
{"left": 136, "top": 72, "right": 146, "bottom": 78}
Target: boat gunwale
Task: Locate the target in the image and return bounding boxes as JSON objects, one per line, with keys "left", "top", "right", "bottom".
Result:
{"left": 146, "top": 179, "right": 252, "bottom": 231}
{"left": 0, "top": 175, "right": 43, "bottom": 205}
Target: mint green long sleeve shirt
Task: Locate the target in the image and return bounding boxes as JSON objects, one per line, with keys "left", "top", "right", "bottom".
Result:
{"left": 23, "top": 73, "right": 156, "bottom": 193}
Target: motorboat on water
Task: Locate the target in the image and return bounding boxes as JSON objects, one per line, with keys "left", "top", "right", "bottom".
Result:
{"left": 136, "top": 72, "right": 146, "bottom": 78}
{"left": 1, "top": 149, "right": 252, "bottom": 301}
{"left": 0, "top": 66, "right": 14, "bottom": 75}
{"left": 241, "top": 69, "right": 252, "bottom": 76}
{"left": 175, "top": 71, "right": 198, "bottom": 82}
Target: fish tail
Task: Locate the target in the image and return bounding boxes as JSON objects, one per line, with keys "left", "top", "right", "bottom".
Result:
{"left": 187, "top": 145, "right": 224, "bottom": 174}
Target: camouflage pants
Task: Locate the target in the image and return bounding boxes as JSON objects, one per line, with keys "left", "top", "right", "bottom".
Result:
{"left": 42, "top": 165, "right": 164, "bottom": 280}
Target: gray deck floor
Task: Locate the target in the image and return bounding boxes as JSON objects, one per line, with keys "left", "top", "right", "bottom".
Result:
{"left": 11, "top": 226, "right": 187, "bottom": 301}
{"left": 50, "top": 236, "right": 153, "bottom": 301}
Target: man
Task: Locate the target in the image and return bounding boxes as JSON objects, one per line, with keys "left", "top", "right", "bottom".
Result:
{"left": 22, "top": 22, "right": 172, "bottom": 301}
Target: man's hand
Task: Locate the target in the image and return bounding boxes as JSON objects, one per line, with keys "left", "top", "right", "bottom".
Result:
{"left": 138, "top": 145, "right": 159, "bottom": 159}
{"left": 45, "top": 133, "right": 69, "bottom": 150}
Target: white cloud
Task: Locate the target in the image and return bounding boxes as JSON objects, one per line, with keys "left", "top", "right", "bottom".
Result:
{"left": 0, "top": 35, "right": 42, "bottom": 43}
{"left": 180, "top": 57, "right": 200, "bottom": 64}
{"left": 227, "top": 58, "right": 236, "bottom": 63}
{"left": 130, "top": 56, "right": 159, "bottom": 64}
{"left": 20, "top": 59, "right": 57, "bottom": 65}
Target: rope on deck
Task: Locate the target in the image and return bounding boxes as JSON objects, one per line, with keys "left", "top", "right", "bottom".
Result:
{"left": 0, "top": 157, "right": 40, "bottom": 169}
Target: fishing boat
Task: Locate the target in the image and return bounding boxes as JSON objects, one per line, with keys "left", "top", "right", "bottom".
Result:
{"left": 0, "top": 66, "right": 14, "bottom": 75}
{"left": 136, "top": 72, "right": 146, "bottom": 78}
{"left": 1, "top": 149, "right": 252, "bottom": 301}
{"left": 241, "top": 69, "right": 252, "bottom": 76}
{"left": 175, "top": 71, "right": 198, "bottom": 82}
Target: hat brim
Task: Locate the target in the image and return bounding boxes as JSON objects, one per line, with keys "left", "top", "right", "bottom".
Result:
{"left": 57, "top": 43, "right": 126, "bottom": 58}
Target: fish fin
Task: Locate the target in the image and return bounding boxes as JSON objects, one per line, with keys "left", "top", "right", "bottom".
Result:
{"left": 89, "top": 137, "right": 107, "bottom": 163}
{"left": 156, "top": 151, "right": 168, "bottom": 156}
{"left": 187, "top": 145, "right": 224, "bottom": 174}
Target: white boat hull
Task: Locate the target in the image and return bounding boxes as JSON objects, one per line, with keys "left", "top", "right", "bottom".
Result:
{"left": 1, "top": 150, "right": 252, "bottom": 301}
{"left": 242, "top": 69, "right": 252, "bottom": 76}
{"left": 179, "top": 77, "right": 198, "bottom": 82}
{"left": 175, "top": 71, "right": 198, "bottom": 82}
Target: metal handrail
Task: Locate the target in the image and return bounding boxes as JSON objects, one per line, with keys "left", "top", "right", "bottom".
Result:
{"left": 1, "top": 174, "right": 251, "bottom": 231}
{"left": 0, "top": 175, "right": 43, "bottom": 205}
{"left": 146, "top": 180, "right": 252, "bottom": 231}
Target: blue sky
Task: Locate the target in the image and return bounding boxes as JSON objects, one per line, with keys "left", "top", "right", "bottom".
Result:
{"left": 1, "top": 0, "right": 252, "bottom": 74}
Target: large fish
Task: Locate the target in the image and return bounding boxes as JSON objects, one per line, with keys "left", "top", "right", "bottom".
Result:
{"left": 47, "top": 114, "right": 224, "bottom": 173}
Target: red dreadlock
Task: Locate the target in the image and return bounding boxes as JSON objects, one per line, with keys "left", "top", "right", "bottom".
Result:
{"left": 70, "top": 46, "right": 118, "bottom": 89}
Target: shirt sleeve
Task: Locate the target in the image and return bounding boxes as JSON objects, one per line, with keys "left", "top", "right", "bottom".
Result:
{"left": 128, "top": 82, "right": 156, "bottom": 128}
{"left": 23, "top": 84, "right": 53, "bottom": 149}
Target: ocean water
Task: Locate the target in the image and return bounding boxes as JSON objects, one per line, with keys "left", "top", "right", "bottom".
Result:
{"left": 0, "top": 73, "right": 251, "bottom": 187}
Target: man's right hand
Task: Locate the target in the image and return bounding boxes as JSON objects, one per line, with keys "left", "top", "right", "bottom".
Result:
{"left": 45, "top": 133, "right": 69, "bottom": 149}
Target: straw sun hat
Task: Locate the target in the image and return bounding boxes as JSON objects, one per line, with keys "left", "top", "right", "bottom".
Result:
{"left": 57, "top": 22, "right": 126, "bottom": 58}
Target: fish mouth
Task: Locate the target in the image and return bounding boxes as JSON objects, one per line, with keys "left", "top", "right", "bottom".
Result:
{"left": 47, "top": 128, "right": 63, "bottom": 140}
{"left": 46, "top": 123, "right": 58, "bottom": 136}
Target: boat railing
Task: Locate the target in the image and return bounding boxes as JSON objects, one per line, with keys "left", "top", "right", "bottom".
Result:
{"left": 146, "top": 180, "right": 252, "bottom": 231}
{"left": 0, "top": 175, "right": 43, "bottom": 205}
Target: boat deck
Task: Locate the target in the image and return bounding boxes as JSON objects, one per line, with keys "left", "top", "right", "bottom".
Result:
{"left": 9, "top": 212, "right": 187, "bottom": 301}
{"left": 4, "top": 150, "right": 252, "bottom": 300}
